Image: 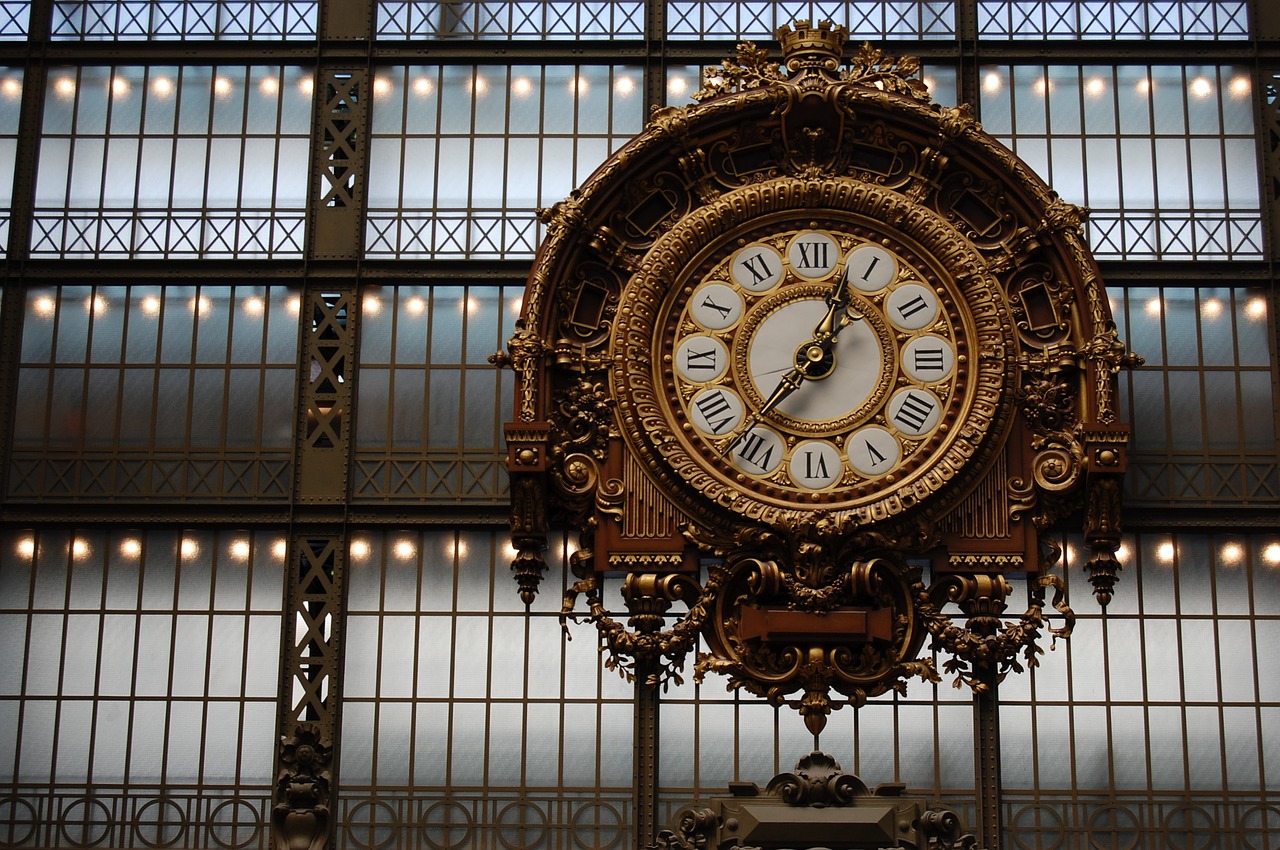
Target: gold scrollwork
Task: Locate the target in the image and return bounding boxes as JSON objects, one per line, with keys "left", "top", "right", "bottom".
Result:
{"left": 1032, "top": 442, "right": 1083, "bottom": 492}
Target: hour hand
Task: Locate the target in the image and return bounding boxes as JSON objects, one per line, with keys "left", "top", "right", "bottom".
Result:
{"left": 813, "top": 273, "right": 857, "bottom": 341}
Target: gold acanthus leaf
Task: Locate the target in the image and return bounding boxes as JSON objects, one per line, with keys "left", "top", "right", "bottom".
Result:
{"left": 693, "top": 41, "right": 784, "bottom": 101}
{"left": 842, "top": 42, "right": 932, "bottom": 102}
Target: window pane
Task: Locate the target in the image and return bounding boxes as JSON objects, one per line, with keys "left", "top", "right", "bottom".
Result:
{"left": 979, "top": 64, "right": 1260, "bottom": 261}
{"left": 365, "top": 65, "right": 643, "bottom": 259}
{"left": 34, "top": 66, "right": 312, "bottom": 259}
{"left": 12, "top": 287, "right": 299, "bottom": 502}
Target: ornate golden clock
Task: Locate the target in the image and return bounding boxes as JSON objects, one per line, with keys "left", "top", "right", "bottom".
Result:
{"left": 617, "top": 188, "right": 1010, "bottom": 528}
{"left": 495, "top": 22, "right": 1138, "bottom": 733}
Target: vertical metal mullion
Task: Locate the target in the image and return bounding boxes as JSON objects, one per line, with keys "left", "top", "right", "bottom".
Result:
{"left": 480, "top": 533, "right": 496, "bottom": 813}
{"left": 164, "top": 68, "right": 184, "bottom": 255}
{"left": 1110, "top": 65, "right": 1128, "bottom": 265}
{"left": 60, "top": 67, "right": 86, "bottom": 255}
{"left": 407, "top": 529, "right": 425, "bottom": 803}
{"left": 1075, "top": 65, "right": 1090, "bottom": 213}
{"left": 1245, "top": 539, "right": 1269, "bottom": 818}
{"left": 1172, "top": 541, "right": 1193, "bottom": 795}
{"left": 47, "top": 534, "right": 72, "bottom": 823}
{"left": 0, "top": 283, "right": 29, "bottom": 501}
{"left": 147, "top": 289, "right": 168, "bottom": 493}
{"left": 110, "top": 285, "right": 133, "bottom": 462}
{"left": 370, "top": 532, "right": 387, "bottom": 792}
{"left": 7, "top": 0, "right": 52, "bottom": 261}
{"left": 1210, "top": 66, "right": 1234, "bottom": 261}
{"left": 198, "top": 531, "right": 220, "bottom": 798}
{"left": 120, "top": 532, "right": 147, "bottom": 836}
{"left": 1208, "top": 537, "right": 1231, "bottom": 797}
{"left": 220, "top": 288, "right": 237, "bottom": 478}
{"left": 955, "top": 0, "right": 979, "bottom": 116}
{"left": 445, "top": 530, "right": 461, "bottom": 810}
{"left": 8, "top": 530, "right": 40, "bottom": 833}
{"left": 499, "top": 66, "right": 512, "bottom": 252}
{"left": 130, "top": 68, "right": 150, "bottom": 257}
{"left": 163, "top": 530, "right": 184, "bottom": 789}
{"left": 235, "top": 535, "right": 259, "bottom": 793}
{"left": 78, "top": 285, "right": 100, "bottom": 475}
{"left": 390, "top": 68, "right": 409, "bottom": 257}
{"left": 255, "top": 286, "right": 272, "bottom": 453}
{"left": 235, "top": 69, "right": 254, "bottom": 258}
{"left": 95, "top": 67, "right": 120, "bottom": 257}
{"left": 643, "top": 0, "right": 664, "bottom": 117}
{"left": 184, "top": 286, "right": 202, "bottom": 458}
{"left": 199, "top": 67, "right": 218, "bottom": 258}
{"left": 83, "top": 531, "right": 111, "bottom": 807}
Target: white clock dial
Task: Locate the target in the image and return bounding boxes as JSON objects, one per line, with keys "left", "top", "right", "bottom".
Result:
{"left": 690, "top": 282, "right": 744, "bottom": 330}
{"left": 731, "top": 426, "right": 785, "bottom": 475}
{"left": 846, "top": 426, "right": 901, "bottom": 476}
{"left": 787, "top": 231, "right": 839, "bottom": 279}
{"left": 901, "top": 335, "right": 956, "bottom": 382}
{"left": 689, "top": 387, "right": 745, "bottom": 436}
{"left": 845, "top": 245, "right": 897, "bottom": 293}
{"left": 746, "top": 299, "right": 881, "bottom": 422}
{"left": 886, "top": 283, "right": 940, "bottom": 330}
{"left": 730, "top": 243, "right": 784, "bottom": 293}
{"left": 789, "top": 440, "right": 842, "bottom": 490}
{"left": 887, "top": 387, "right": 943, "bottom": 436}
{"left": 676, "top": 334, "right": 729, "bottom": 382}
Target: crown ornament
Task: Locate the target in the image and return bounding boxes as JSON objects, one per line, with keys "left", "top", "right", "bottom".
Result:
{"left": 776, "top": 20, "right": 847, "bottom": 74}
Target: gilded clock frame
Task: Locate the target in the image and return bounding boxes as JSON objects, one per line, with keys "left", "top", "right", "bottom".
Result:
{"left": 495, "top": 22, "right": 1137, "bottom": 730}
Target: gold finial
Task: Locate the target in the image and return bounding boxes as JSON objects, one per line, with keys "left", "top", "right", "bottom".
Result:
{"left": 776, "top": 20, "right": 847, "bottom": 73}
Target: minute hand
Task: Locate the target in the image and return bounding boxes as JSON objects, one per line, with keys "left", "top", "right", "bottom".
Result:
{"left": 721, "top": 322, "right": 844, "bottom": 458}
{"left": 720, "top": 364, "right": 804, "bottom": 458}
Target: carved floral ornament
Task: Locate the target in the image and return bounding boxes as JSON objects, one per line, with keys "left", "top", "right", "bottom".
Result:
{"left": 494, "top": 21, "right": 1139, "bottom": 735}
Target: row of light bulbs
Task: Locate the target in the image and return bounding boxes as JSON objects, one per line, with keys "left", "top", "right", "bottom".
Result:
{"left": 1140, "top": 295, "right": 1267, "bottom": 320}
{"left": 14, "top": 534, "right": 513, "bottom": 562}
{"left": 52, "top": 74, "right": 300, "bottom": 100}
{"left": 42, "top": 292, "right": 1261, "bottom": 323}
{"left": 15, "top": 534, "right": 1280, "bottom": 567}
{"left": 33, "top": 293, "right": 302, "bottom": 319}
{"left": 16, "top": 534, "right": 287, "bottom": 561}
{"left": 50, "top": 72, "right": 639, "bottom": 101}
{"left": 41, "top": 70, "right": 1255, "bottom": 105}
{"left": 982, "top": 71, "right": 1251, "bottom": 99}
{"left": 31, "top": 292, "right": 524, "bottom": 319}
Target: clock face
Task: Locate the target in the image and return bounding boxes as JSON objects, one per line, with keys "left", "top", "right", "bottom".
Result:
{"left": 611, "top": 183, "right": 1011, "bottom": 524}
{"left": 668, "top": 223, "right": 961, "bottom": 500}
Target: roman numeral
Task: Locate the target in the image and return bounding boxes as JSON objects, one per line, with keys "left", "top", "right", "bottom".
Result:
{"left": 694, "top": 391, "right": 735, "bottom": 434}
{"left": 864, "top": 441, "right": 887, "bottom": 467}
{"left": 896, "top": 294, "right": 930, "bottom": 320}
{"left": 684, "top": 347, "right": 718, "bottom": 370}
{"left": 893, "top": 391, "right": 936, "bottom": 432}
{"left": 913, "top": 347, "right": 945, "bottom": 372}
{"left": 739, "top": 252, "right": 774, "bottom": 284}
{"left": 736, "top": 432, "right": 775, "bottom": 471}
{"left": 802, "top": 450, "right": 830, "bottom": 480}
{"left": 699, "top": 294, "right": 733, "bottom": 319}
{"left": 794, "top": 241, "right": 829, "bottom": 269}
{"left": 855, "top": 255, "right": 880, "bottom": 280}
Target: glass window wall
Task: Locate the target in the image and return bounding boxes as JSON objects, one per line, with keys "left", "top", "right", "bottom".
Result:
{"left": 979, "top": 64, "right": 1261, "bottom": 260}
{"left": 977, "top": 0, "right": 1250, "bottom": 39}
{"left": 51, "top": 0, "right": 319, "bottom": 39}
{"left": 12, "top": 286, "right": 300, "bottom": 502}
{"left": 34, "top": 65, "right": 312, "bottom": 259}
{"left": 0, "top": 527, "right": 283, "bottom": 850}
{"left": 366, "top": 65, "right": 643, "bottom": 259}
{"left": 375, "top": 0, "right": 644, "bottom": 39}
